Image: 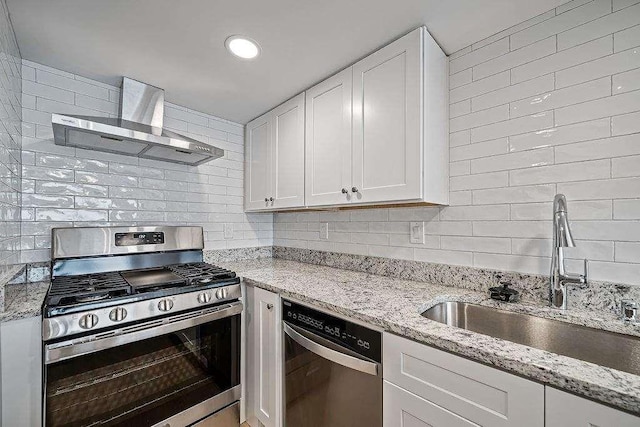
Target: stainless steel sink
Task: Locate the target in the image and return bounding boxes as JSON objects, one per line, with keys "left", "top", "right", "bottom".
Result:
{"left": 422, "top": 301, "right": 640, "bottom": 376}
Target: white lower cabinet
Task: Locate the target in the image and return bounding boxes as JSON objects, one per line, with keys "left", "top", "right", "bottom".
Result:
{"left": 546, "top": 387, "right": 640, "bottom": 427}
{"left": 245, "top": 285, "right": 281, "bottom": 427}
{"left": 383, "top": 332, "right": 544, "bottom": 427}
{"left": 1, "top": 316, "right": 42, "bottom": 427}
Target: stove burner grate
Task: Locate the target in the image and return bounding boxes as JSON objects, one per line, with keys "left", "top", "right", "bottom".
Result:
{"left": 167, "top": 262, "right": 238, "bottom": 286}
{"left": 48, "top": 272, "right": 132, "bottom": 306}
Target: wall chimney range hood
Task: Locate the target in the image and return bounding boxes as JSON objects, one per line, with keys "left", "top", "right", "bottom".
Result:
{"left": 52, "top": 78, "right": 224, "bottom": 166}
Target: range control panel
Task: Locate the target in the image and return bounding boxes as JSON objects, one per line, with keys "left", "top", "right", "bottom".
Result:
{"left": 115, "top": 232, "right": 165, "bottom": 246}
{"left": 283, "top": 300, "right": 381, "bottom": 362}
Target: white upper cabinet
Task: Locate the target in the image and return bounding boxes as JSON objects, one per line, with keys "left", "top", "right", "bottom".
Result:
{"left": 245, "top": 114, "right": 272, "bottom": 211}
{"left": 272, "top": 93, "right": 305, "bottom": 209}
{"left": 244, "top": 26, "right": 448, "bottom": 212}
{"left": 352, "top": 28, "right": 422, "bottom": 204}
{"left": 245, "top": 93, "right": 305, "bottom": 211}
{"left": 305, "top": 68, "right": 353, "bottom": 207}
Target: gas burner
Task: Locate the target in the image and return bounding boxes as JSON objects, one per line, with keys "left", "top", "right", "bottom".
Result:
{"left": 47, "top": 272, "right": 132, "bottom": 307}
{"left": 168, "top": 262, "right": 237, "bottom": 286}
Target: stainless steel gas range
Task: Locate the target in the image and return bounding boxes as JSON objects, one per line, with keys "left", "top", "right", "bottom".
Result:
{"left": 42, "top": 226, "right": 242, "bottom": 427}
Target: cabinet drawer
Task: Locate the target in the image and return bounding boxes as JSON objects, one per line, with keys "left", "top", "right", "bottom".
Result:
{"left": 384, "top": 381, "right": 478, "bottom": 427}
{"left": 383, "top": 332, "right": 543, "bottom": 427}
{"left": 546, "top": 387, "right": 640, "bottom": 426}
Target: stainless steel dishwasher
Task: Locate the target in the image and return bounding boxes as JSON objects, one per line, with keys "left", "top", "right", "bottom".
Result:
{"left": 282, "top": 300, "right": 382, "bottom": 427}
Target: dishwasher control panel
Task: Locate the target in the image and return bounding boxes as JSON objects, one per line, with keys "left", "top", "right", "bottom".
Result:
{"left": 283, "top": 300, "right": 381, "bottom": 362}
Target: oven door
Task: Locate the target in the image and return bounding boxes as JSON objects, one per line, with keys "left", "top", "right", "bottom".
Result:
{"left": 43, "top": 301, "right": 241, "bottom": 427}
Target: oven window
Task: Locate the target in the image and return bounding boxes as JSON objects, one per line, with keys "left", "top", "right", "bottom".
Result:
{"left": 45, "top": 314, "right": 240, "bottom": 427}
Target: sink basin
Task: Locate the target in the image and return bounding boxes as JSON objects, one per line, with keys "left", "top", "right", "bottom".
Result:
{"left": 422, "top": 301, "right": 640, "bottom": 376}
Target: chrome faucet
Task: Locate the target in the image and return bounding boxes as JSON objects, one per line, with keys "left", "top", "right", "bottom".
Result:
{"left": 550, "top": 194, "right": 588, "bottom": 309}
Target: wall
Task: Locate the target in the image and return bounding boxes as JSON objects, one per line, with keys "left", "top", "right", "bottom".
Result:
{"left": 275, "top": 0, "right": 640, "bottom": 286}
{"left": 21, "top": 60, "right": 272, "bottom": 263}
{"left": 0, "top": 0, "right": 21, "bottom": 278}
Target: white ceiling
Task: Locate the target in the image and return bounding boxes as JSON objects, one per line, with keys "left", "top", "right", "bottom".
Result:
{"left": 7, "top": 0, "right": 566, "bottom": 124}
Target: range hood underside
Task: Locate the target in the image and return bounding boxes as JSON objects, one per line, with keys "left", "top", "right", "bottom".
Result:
{"left": 52, "top": 114, "right": 224, "bottom": 166}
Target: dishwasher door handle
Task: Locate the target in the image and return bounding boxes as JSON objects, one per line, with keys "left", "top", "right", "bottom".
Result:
{"left": 283, "top": 323, "right": 379, "bottom": 376}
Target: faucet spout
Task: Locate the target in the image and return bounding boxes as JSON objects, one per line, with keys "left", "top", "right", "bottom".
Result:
{"left": 550, "top": 194, "right": 588, "bottom": 309}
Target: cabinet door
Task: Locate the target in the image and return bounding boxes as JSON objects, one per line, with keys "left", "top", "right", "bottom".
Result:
{"left": 305, "top": 67, "right": 353, "bottom": 207}
{"left": 546, "top": 387, "right": 640, "bottom": 427}
{"left": 384, "top": 332, "right": 544, "bottom": 427}
{"left": 245, "top": 113, "right": 272, "bottom": 211}
{"left": 271, "top": 93, "right": 305, "bottom": 209}
{"left": 1, "top": 316, "right": 42, "bottom": 427}
{"left": 352, "top": 27, "right": 423, "bottom": 204}
{"left": 248, "top": 286, "right": 281, "bottom": 427}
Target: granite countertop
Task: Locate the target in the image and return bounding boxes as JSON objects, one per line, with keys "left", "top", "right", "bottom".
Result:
{"left": 0, "top": 280, "right": 49, "bottom": 323}
{"left": 220, "top": 258, "right": 640, "bottom": 414}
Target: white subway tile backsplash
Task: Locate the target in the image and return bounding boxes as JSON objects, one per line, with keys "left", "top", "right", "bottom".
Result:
{"left": 612, "top": 111, "right": 640, "bottom": 135}
{"left": 449, "top": 37, "right": 509, "bottom": 74}
{"left": 451, "top": 171, "right": 509, "bottom": 190}
{"left": 558, "top": 3, "right": 640, "bottom": 50}
{"left": 472, "top": 184, "right": 556, "bottom": 204}
{"left": 440, "top": 204, "right": 510, "bottom": 221}
{"left": 449, "top": 100, "right": 471, "bottom": 118}
{"left": 614, "top": 0, "right": 640, "bottom": 11}
{"left": 449, "top": 69, "right": 473, "bottom": 89}
{"left": 616, "top": 241, "right": 640, "bottom": 262}
{"left": 556, "top": 45, "right": 640, "bottom": 87}
{"left": 612, "top": 154, "right": 640, "bottom": 177}
{"left": 471, "top": 111, "right": 554, "bottom": 143}
{"left": 450, "top": 70, "right": 510, "bottom": 103}
{"left": 559, "top": 176, "right": 640, "bottom": 199}
{"left": 472, "top": 74, "right": 554, "bottom": 112}
{"left": 515, "top": 36, "right": 613, "bottom": 85}
{"left": 509, "top": 159, "right": 610, "bottom": 185}
{"left": 510, "top": 76, "right": 611, "bottom": 118}
{"left": 450, "top": 130, "right": 471, "bottom": 147}
{"left": 508, "top": 118, "right": 611, "bottom": 152}
{"left": 472, "top": 10, "right": 557, "bottom": 51}
{"left": 474, "top": 37, "right": 557, "bottom": 81}
{"left": 614, "top": 24, "right": 640, "bottom": 51}
{"left": 555, "top": 133, "right": 640, "bottom": 163}
{"left": 613, "top": 67, "right": 640, "bottom": 94}
{"left": 450, "top": 138, "right": 508, "bottom": 161}
{"left": 441, "top": 236, "right": 511, "bottom": 253}
{"left": 510, "top": 200, "right": 613, "bottom": 220}
{"left": 557, "top": 0, "right": 596, "bottom": 15}
{"left": 36, "top": 69, "right": 110, "bottom": 100}
{"left": 450, "top": 104, "right": 509, "bottom": 132}
{"left": 614, "top": 199, "right": 640, "bottom": 218}
{"left": 555, "top": 89, "right": 640, "bottom": 126}
{"left": 471, "top": 147, "right": 554, "bottom": 173}
{"left": 510, "top": 0, "right": 611, "bottom": 50}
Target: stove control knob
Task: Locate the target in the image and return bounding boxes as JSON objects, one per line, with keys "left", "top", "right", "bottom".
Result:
{"left": 109, "top": 307, "right": 127, "bottom": 322}
{"left": 197, "top": 293, "right": 212, "bottom": 304}
{"left": 158, "top": 299, "right": 174, "bottom": 312}
{"left": 79, "top": 313, "right": 98, "bottom": 329}
{"left": 215, "top": 288, "right": 228, "bottom": 300}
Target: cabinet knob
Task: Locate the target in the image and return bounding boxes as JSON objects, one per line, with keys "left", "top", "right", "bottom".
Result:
{"left": 341, "top": 188, "right": 348, "bottom": 194}
{"left": 351, "top": 187, "right": 359, "bottom": 193}
{"left": 267, "top": 303, "right": 274, "bottom": 310}
{"left": 269, "top": 197, "right": 274, "bottom": 202}
{"left": 264, "top": 197, "right": 269, "bottom": 202}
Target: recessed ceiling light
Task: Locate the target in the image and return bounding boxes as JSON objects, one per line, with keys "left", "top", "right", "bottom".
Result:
{"left": 225, "top": 35, "right": 260, "bottom": 59}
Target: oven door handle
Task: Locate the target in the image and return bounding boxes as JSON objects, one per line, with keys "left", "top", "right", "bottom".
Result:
{"left": 45, "top": 301, "right": 242, "bottom": 364}
{"left": 283, "top": 322, "right": 379, "bottom": 376}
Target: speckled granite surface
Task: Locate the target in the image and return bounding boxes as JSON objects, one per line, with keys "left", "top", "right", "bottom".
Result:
{"left": 273, "top": 246, "right": 640, "bottom": 316}
{"left": 0, "top": 264, "right": 49, "bottom": 323}
{"left": 220, "top": 258, "right": 640, "bottom": 414}
{"left": 204, "top": 246, "right": 273, "bottom": 263}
